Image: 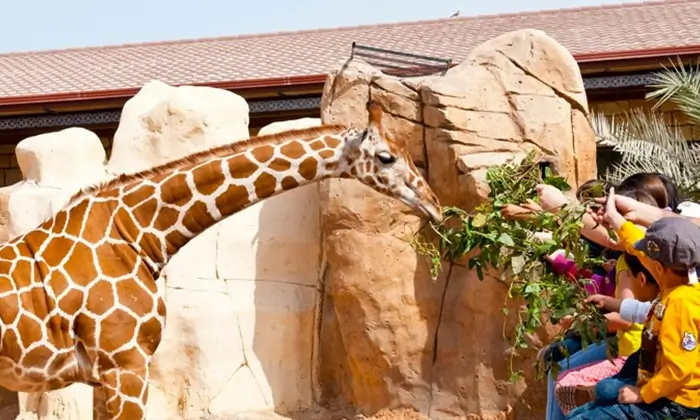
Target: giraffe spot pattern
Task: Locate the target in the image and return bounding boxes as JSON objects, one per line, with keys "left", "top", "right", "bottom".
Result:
{"left": 0, "top": 126, "right": 372, "bottom": 419}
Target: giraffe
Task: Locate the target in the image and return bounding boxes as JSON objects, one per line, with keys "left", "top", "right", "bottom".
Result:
{"left": 0, "top": 100, "right": 442, "bottom": 420}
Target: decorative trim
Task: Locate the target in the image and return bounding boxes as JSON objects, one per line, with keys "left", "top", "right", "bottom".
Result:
{"left": 582, "top": 73, "right": 655, "bottom": 90}
{"left": 251, "top": 97, "right": 321, "bottom": 113}
{"left": 0, "top": 96, "right": 322, "bottom": 131}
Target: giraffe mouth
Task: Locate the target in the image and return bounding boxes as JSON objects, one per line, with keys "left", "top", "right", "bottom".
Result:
{"left": 416, "top": 201, "right": 443, "bottom": 223}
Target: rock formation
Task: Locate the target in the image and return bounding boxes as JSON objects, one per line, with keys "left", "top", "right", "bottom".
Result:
{"left": 318, "top": 28, "right": 596, "bottom": 419}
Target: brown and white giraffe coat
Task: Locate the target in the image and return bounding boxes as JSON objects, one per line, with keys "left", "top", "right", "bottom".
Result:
{"left": 0, "top": 101, "right": 441, "bottom": 419}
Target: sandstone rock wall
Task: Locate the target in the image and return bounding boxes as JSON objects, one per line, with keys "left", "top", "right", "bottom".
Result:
{"left": 0, "top": 81, "right": 324, "bottom": 420}
{"left": 318, "top": 29, "right": 597, "bottom": 419}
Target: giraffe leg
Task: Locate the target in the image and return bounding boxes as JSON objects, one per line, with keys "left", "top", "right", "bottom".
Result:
{"left": 94, "top": 366, "right": 149, "bottom": 420}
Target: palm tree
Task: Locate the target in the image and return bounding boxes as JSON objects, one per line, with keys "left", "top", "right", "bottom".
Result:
{"left": 591, "top": 60, "right": 700, "bottom": 199}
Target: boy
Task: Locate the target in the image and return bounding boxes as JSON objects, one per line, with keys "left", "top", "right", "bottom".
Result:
{"left": 566, "top": 216, "right": 700, "bottom": 419}
{"left": 581, "top": 253, "right": 659, "bottom": 408}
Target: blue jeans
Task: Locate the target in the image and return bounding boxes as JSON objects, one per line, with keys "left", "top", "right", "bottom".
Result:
{"left": 593, "top": 377, "right": 637, "bottom": 405}
{"left": 565, "top": 399, "right": 700, "bottom": 419}
{"left": 594, "top": 350, "right": 640, "bottom": 405}
{"left": 546, "top": 341, "right": 609, "bottom": 420}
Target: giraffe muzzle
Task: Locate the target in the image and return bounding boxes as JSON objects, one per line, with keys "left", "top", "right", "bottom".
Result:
{"left": 416, "top": 200, "right": 443, "bottom": 223}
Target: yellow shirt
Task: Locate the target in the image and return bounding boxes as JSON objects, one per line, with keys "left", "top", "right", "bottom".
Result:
{"left": 614, "top": 222, "right": 654, "bottom": 357}
{"left": 617, "top": 221, "right": 655, "bottom": 268}
{"left": 614, "top": 254, "right": 644, "bottom": 356}
{"left": 638, "top": 284, "right": 700, "bottom": 407}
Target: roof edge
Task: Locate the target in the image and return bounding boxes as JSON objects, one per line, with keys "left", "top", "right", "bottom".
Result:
{"left": 0, "top": 0, "right": 683, "bottom": 57}
{"left": 573, "top": 44, "right": 700, "bottom": 62}
{"left": 0, "top": 74, "right": 329, "bottom": 106}
{"left": 2, "top": 44, "right": 700, "bottom": 107}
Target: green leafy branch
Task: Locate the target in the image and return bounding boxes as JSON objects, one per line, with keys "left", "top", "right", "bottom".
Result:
{"left": 411, "top": 151, "right": 610, "bottom": 380}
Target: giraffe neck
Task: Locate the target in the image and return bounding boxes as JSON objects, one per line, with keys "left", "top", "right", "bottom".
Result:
{"left": 114, "top": 126, "right": 359, "bottom": 270}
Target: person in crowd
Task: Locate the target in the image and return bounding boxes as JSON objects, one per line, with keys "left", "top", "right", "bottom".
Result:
{"left": 554, "top": 252, "right": 659, "bottom": 414}
{"left": 552, "top": 175, "right": 681, "bottom": 414}
{"left": 503, "top": 173, "right": 680, "bottom": 420}
{"left": 564, "top": 193, "right": 700, "bottom": 420}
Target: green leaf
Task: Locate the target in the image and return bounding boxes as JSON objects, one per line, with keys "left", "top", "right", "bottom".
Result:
{"left": 407, "top": 150, "right": 609, "bottom": 381}
{"left": 471, "top": 213, "right": 487, "bottom": 228}
{"left": 523, "top": 283, "right": 540, "bottom": 295}
{"left": 497, "top": 232, "right": 515, "bottom": 247}
{"left": 509, "top": 371, "right": 522, "bottom": 383}
{"left": 511, "top": 255, "right": 526, "bottom": 275}
{"left": 543, "top": 175, "right": 572, "bottom": 192}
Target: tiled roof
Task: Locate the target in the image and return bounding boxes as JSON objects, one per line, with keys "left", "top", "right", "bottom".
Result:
{"left": 1, "top": 0, "right": 700, "bottom": 104}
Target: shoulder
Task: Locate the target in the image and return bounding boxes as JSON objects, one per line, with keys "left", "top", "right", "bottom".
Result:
{"left": 663, "top": 285, "right": 700, "bottom": 313}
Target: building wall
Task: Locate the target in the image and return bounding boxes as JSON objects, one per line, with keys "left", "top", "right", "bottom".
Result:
{"left": 590, "top": 98, "right": 699, "bottom": 139}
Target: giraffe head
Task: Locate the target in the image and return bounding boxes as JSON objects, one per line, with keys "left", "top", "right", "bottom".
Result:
{"left": 340, "top": 100, "right": 442, "bottom": 222}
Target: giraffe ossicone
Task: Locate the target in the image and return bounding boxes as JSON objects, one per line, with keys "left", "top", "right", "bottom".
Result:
{"left": 0, "top": 100, "right": 441, "bottom": 419}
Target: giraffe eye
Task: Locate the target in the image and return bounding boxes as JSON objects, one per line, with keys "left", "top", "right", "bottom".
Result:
{"left": 376, "top": 152, "right": 396, "bottom": 165}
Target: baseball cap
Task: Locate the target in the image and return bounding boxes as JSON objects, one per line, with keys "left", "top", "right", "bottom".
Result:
{"left": 634, "top": 217, "right": 700, "bottom": 284}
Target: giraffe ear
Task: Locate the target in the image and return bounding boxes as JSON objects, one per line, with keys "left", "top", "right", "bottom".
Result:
{"left": 367, "top": 100, "right": 383, "bottom": 128}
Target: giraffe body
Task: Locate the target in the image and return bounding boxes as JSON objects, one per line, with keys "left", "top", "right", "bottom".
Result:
{"left": 0, "top": 101, "right": 441, "bottom": 419}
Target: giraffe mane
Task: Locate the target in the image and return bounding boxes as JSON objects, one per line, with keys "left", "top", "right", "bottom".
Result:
{"left": 68, "top": 124, "right": 348, "bottom": 204}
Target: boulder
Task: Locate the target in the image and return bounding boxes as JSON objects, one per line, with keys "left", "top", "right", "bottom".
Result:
{"left": 15, "top": 127, "right": 108, "bottom": 190}
{"left": 107, "top": 80, "right": 250, "bottom": 175}
{"left": 318, "top": 28, "right": 597, "bottom": 419}
{"left": 0, "top": 128, "right": 109, "bottom": 242}
{"left": 0, "top": 127, "right": 108, "bottom": 420}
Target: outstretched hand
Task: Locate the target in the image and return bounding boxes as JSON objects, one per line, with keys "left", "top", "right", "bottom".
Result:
{"left": 586, "top": 187, "right": 626, "bottom": 230}
{"left": 584, "top": 294, "right": 622, "bottom": 313}
{"left": 591, "top": 189, "right": 665, "bottom": 227}
{"left": 602, "top": 187, "right": 628, "bottom": 230}
{"left": 501, "top": 199, "right": 543, "bottom": 221}
{"left": 536, "top": 184, "right": 569, "bottom": 212}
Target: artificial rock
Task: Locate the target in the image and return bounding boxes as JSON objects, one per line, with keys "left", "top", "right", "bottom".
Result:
{"left": 318, "top": 28, "right": 596, "bottom": 419}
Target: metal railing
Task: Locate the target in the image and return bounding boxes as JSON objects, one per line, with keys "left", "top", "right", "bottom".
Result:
{"left": 350, "top": 42, "right": 452, "bottom": 77}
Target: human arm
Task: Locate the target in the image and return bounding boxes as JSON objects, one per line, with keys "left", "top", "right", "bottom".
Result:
{"left": 536, "top": 184, "right": 622, "bottom": 249}
{"left": 603, "top": 188, "right": 657, "bottom": 269}
{"left": 605, "top": 311, "right": 632, "bottom": 333}
{"left": 619, "top": 299, "right": 653, "bottom": 324}
{"left": 586, "top": 294, "right": 622, "bottom": 312}
{"left": 501, "top": 200, "right": 543, "bottom": 221}
{"left": 580, "top": 214, "right": 623, "bottom": 250}
{"left": 595, "top": 193, "right": 679, "bottom": 228}
{"left": 639, "top": 297, "right": 700, "bottom": 403}
{"left": 584, "top": 283, "right": 633, "bottom": 333}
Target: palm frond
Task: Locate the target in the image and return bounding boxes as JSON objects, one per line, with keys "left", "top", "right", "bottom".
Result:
{"left": 646, "top": 59, "right": 700, "bottom": 125}
{"left": 590, "top": 109, "right": 700, "bottom": 195}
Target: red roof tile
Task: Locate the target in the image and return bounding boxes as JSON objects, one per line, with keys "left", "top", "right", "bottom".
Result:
{"left": 0, "top": 0, "right": 699, "bottom": 104}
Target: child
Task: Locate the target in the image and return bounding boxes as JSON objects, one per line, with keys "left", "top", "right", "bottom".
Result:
{"left": 551, "top": 189, "right": 662, "bottom": 415}
{"left": 566, "top": 215, "right": 700, "bottom": 419}
{"left": 553, "top": 253, "right": 657, "bottom": 413}
{"left": 577, "top": 252, "right": 659, "bottom": 408}
{"left": 546, "top": 249, "right": 617, "bottom": 297}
